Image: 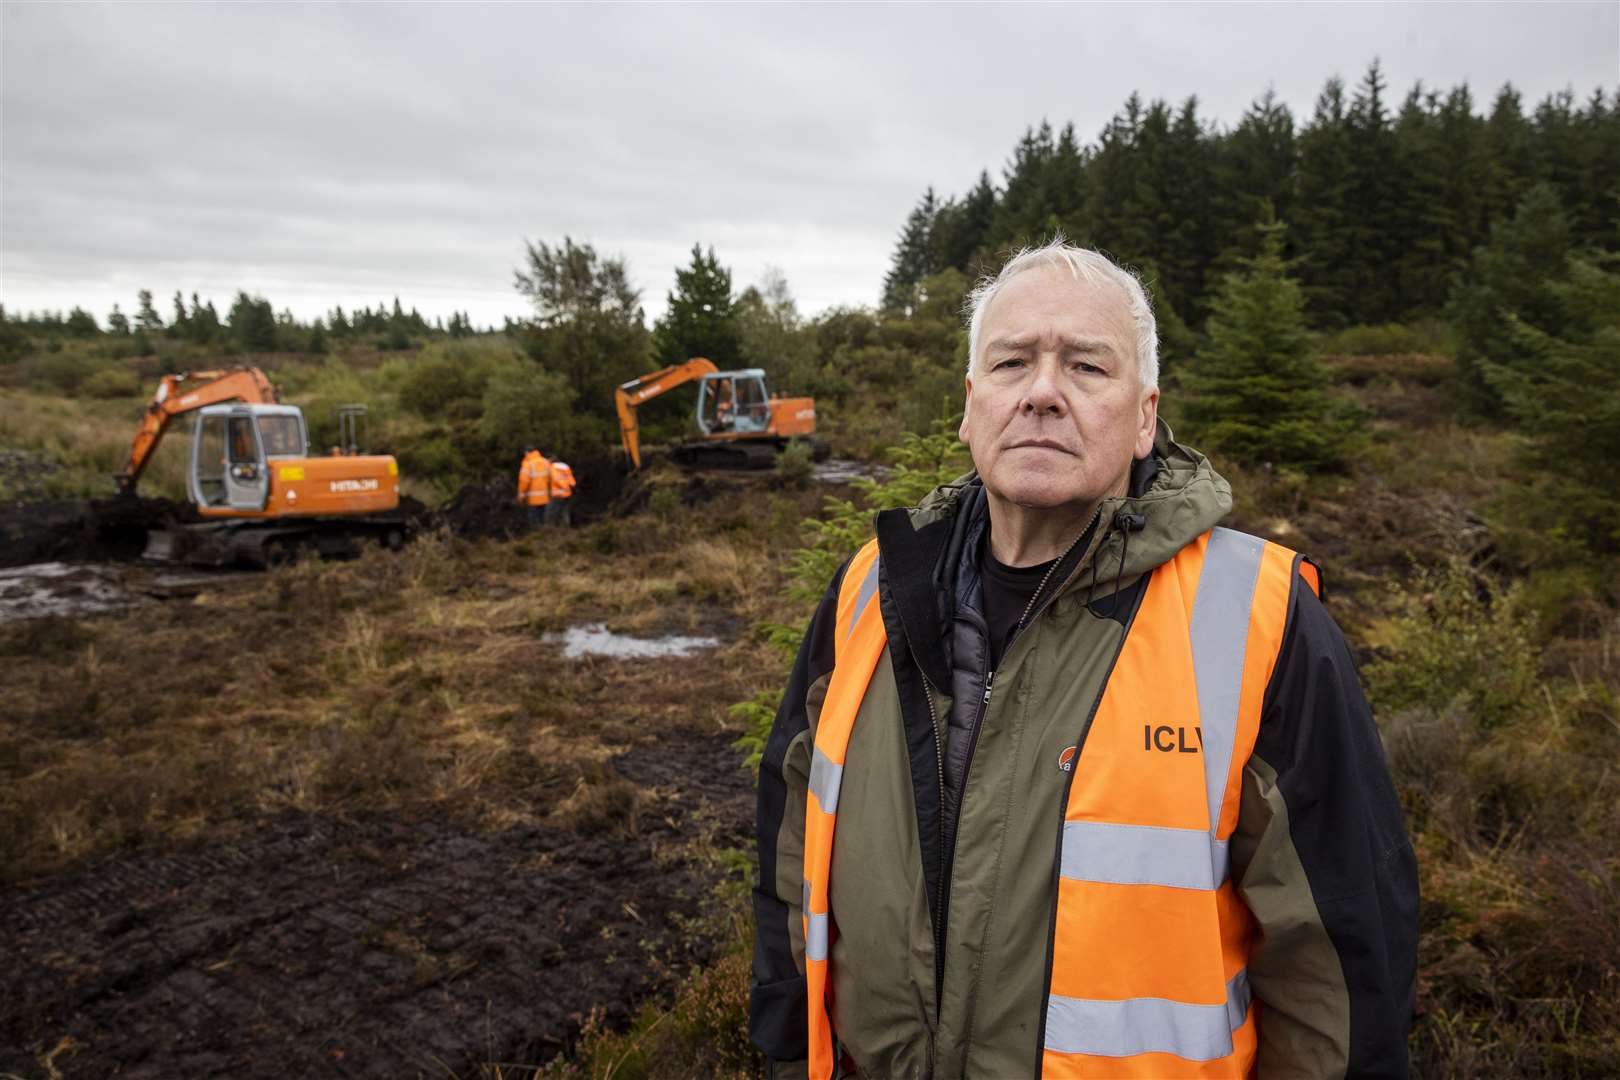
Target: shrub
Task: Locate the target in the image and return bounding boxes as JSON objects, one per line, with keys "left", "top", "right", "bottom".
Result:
{"left": 0, "top": 316, "right": 32, "bottom": 364}
{"left": 1316, "top": 321, "right": 1455, "bottom": 357}
{"left": 729, "top": 690, "right": 780, "bottom": 774}
{"left": 81, "top": 366, "right": 142, "bottom": 399}
{"left": 773, "top": 440, "right": 814, "bottom": 488}
{"left": 476, "top": 359, "right": 583, "bottom": 460}
{"left": 396, "top": 341, "right": 517, "bottom": 419}
{"left": 29, "top": 350, "right": 98, "bottom": 394}
{"left": 401, "top": 434, "right": 465, "bottom": 485}
{"left": 648, "top": 485, "right": 680, "bottom": 521}
{"left": 398, "top": 353, "right": 484, "bottom": 419}
{"left": 1365, "top": 560, "right": 1538, "bottom": 731}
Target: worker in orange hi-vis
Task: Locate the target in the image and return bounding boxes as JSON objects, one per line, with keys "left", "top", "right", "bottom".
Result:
{"left": 545, "top": 455, "right": 576, "bottom": 527}
{"left": 516, "top": 445, "right": 551, "bottom": 529}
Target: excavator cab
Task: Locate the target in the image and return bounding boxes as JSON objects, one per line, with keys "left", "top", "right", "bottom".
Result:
{"left": 190, "top": 404, "right": 308, "bottom": 511}
{"left": 695, "top": 370, "right": 771, "bottom": 435}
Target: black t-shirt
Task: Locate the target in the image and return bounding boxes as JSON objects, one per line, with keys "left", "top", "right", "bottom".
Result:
{"left": 981, "top": 547, "right": 1056, "bottom": 670}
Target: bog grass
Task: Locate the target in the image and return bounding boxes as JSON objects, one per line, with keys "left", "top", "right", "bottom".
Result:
{"left": 0, "top": 482, "right": 818, "bottom": 883}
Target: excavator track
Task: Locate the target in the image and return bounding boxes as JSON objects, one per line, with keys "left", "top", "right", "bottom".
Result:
{"left": 670, "top": 440, "right": 779, "bottom": 470}
{"left": 669, "top": 437, "right": 829, "bottom": 471}
{"left": 143, "top": 516, "right": 411, "bottom": 569}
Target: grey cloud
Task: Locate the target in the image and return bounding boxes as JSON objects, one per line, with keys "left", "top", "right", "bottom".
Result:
{"left": 3, "top": 2, "right": 1615, "bottom": 327}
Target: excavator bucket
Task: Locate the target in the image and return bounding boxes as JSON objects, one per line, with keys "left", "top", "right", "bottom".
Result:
{"left": 141, "top": 528, "right": 179, "bottom": 562}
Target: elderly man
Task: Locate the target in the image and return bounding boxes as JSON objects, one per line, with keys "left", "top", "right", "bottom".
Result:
{"left": 750, "top": 242, "right": 1417, "bottom": 1078}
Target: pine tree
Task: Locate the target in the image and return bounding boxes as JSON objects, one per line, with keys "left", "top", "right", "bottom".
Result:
{"left": 1487, "top": 254, "right": 1620, "bottom": 556}
{"left": 932, "top": 171, "right": 996, "bottom": 275}
{"left": 1573, "top": 88, "right": 1620, "bottom": 249}
{"left": 1447, "top": 184, "right": 1574, "bottom": 414}
{"left": 1157, "top": 97, "right": 1219, "bottom": 325}
{"left": 882, "top": 189, "right": 941, "bottom": 313}
{"left": 107, "top": 304, "right": 131, "bottom": 335}
{"left": 228, "top": 292, "right": 277, "bottom": 352}
{"left": 1179, "top": 216, "right": 1357, "bottom": 471}
{"left": 1044, "top": 123, "right": 1090, "bottom": 240}
{"left": 1219, "top": 89, "right": 1297, "bottom": 246}
{"left": 1087, "top": 99, "right": 1154, "bottom": 260}
{"left": 188, "top": 293, "right": 222, "bottom": 344}
{"left": 1344, "top": 61, "right": 1402, "bottom": 323}
{"left": 1293, "top": 78, "right": 1357, "bottom": 325}
{"left": 170, "top": 291, "right": 191, "bottom": 338}
{"left": 990, "top": 121, "right": 1061, "bottom": 251}
{"left": 1389, "top": 84, "right": 1457, "bottom": 313}
{"left": 1481, "top": 85, "right": 1536, "bottom": 229}
{"left": 135, "top": 289, "right": 164, "bottom": 331}
{"left": 65, "top": 307, "right": 99, "bottom": 336}
{"left": 653, "top": 243, "right": 741, "bottom": 367}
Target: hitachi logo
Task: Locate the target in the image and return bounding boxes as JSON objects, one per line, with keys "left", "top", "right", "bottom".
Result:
{"left": 329, "top": 478, "right": 379, "bottom": 493}
{"left": 1145, "top": 724, "right": 1202, "bottom": 753}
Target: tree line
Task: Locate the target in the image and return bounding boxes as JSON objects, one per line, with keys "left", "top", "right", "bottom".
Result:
{"left": 881, "top": 62, "right": 1619, "bottom": 334}
{"left": 2, "top": 290, "right": 483, "bottom": 357}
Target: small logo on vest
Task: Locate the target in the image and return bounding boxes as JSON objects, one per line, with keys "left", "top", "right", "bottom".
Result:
{"left": 1145, "top": 724, "right": 1203, "bottom": 753}
{"left": 1056, "top": 745, "right": 1077, "bottom": 772}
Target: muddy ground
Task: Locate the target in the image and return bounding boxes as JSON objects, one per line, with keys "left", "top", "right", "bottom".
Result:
{"left": 0, "top": 466, "right": 819, "bottom": 1079}
{"left": 0, "top": 732, "right": 753, "bottom": 1079}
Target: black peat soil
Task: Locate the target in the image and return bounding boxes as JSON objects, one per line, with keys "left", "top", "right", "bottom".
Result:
{"left": 0, "top": 735, "right": 753, "bottom": 1079}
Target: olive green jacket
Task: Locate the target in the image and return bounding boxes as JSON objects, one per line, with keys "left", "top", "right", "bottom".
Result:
{"left": 750, "top": 428, "right": 1417, "bottom": 1078}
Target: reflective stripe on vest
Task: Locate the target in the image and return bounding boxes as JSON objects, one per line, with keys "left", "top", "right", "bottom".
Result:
{"left": 801, "top": 527, "right": 1313, "bottom": 1079}
{"left": 802, "top": 539, "right": 883, "bottom": 1080}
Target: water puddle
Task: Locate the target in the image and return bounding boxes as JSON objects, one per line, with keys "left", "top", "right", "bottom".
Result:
{"left": 812, "top": 458, "right": 892, "bottom": 485}
{"left": 0, "top": 562, "right": 133, "bottom": 622}
{"left": 547, "top": 623, "right": 721, "bottom": 660}
{"left": 0, "top": 562, "right": 252, "bottom": 623}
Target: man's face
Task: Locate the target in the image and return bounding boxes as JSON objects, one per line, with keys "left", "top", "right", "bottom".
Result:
{"left": 960, "top": 267, "right": 1158, "bottom": 513}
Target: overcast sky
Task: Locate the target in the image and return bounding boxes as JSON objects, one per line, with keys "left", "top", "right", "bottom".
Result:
{"left": 3, "top": 2, "right": 1616, "bottom": 329}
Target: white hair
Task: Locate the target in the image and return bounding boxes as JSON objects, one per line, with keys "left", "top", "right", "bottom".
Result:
{"left": 964, "top": 239, "right": 1159, "bottom": 390}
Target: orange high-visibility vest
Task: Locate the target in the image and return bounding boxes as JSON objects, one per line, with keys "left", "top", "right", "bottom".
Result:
{"left": 518, "top": 452, "right": 550, "bottom": 506}
{"left": 549, "top": 461, "right": 575, "bottom": 499}
{"left": 802, "top": 527, "right": 1318, "bottom": 1079}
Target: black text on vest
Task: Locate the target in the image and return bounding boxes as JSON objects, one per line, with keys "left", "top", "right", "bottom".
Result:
{"left": 1144, "top": 724, "right": 1202, "bottom": 753}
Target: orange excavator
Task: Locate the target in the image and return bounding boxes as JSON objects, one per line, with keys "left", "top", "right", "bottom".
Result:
{"left": 119, "top": 367, "right": 410, "bottom": 566}
{"left": 615, "top": 358, "right": 826, "bottom": 470}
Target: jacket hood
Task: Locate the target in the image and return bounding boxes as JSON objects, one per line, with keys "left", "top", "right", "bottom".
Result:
{"left": 908, "top": 419, "right": 1231, "bottom": 588}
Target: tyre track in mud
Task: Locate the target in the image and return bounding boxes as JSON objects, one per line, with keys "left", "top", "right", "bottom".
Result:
{"left": 0, "top": 736, "right": 752, "bottom": 1079}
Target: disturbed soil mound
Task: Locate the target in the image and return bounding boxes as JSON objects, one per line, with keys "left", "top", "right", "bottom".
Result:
{"left": 565, "top": 451, "right": 631, "bottom": 520}
{"left": 0, "top": 495, "right": 194, "bottom": 569}
{"left": 439, "top": 481, "right": 529, "bottom": 539}
{"left": 0, "top": 736, "right": 753, "bottom": 1080}
{"left": 396, "top": 494, "right": 434, "bottom": 532}
{"left": 606, "top": 468, "right": 742, "bottom": 518}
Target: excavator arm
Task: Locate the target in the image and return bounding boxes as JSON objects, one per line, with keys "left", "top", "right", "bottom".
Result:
{"left": 117, "top": 368, "right": 279, "bottom": 492}
{"left": 614, "top": 357, "right": 718, "bottom": 469}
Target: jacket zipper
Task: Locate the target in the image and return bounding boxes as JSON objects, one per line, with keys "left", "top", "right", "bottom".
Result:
{"left": 930, "top": 506, "right": 1104, "bottom": 1023}
{"left": 924, "top": 676, "right": 947, "bottom": 1021}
